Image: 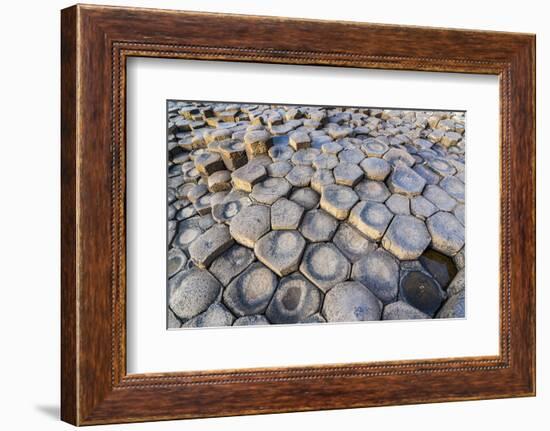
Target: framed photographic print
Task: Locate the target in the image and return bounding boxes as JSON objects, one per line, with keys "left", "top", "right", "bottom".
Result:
{"left": 61, "top": 4, "right": 536, "bottom": 425}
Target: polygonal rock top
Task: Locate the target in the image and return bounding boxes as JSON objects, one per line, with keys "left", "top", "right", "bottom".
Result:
{"left": 319, "top": 184, "right": 359, "bottom": 220}
{"left": 299, "top": 242, "right": 351, "bottom": 292}
{"left": 387, "top": 163, "right": 427, "bottom": 197}
{"left": 255, "top": 230, "right": 307, "bottom": 276}
{"left": 382, "top": 215, "right": 431, "bottom": 260}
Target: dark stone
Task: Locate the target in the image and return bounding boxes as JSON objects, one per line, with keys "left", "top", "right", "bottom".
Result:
{"left": 399, "top": 271, "right": 446, "bottom": 317}
{"left": 419, "top": 249, "right": 458, "bottom": 290}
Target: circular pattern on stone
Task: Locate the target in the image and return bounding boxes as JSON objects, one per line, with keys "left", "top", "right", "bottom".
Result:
{"left": 382, "top": 215, "right": 431, "bottom": 260}
{"left": 254, "top": 230, "right": 306, "bottom": 276}
{"left": 322, "top": 281, "right": 382, "bottom": 322}
{"left": 399, "top": 270, "right": 446, "bottom": 317}
{"left": 299, "top": 243, "right": 351, "bottom": 292}
{"left": 299, "top": 209, "right": 339, "bottom": 242}
{"left": 352, "top": 248, "right": 399, "bottom": 304}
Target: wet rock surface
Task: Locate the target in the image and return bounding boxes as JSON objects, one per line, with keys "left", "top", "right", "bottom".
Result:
{"left": 167, "top": 102, "right": 465, "bottom": 327}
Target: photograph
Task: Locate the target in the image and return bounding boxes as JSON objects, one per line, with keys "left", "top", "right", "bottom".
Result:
{"left": 166, "top": 101, "right": 466, "bottom": 328}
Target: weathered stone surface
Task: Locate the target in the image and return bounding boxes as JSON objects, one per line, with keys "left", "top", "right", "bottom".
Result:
{"left": 411, "top": 195, "right": 438, "bottom": 219}
{"left": 189, "top": 224, "right": 234, "bottom": 268}
{"left": 360, "top": 157, "right": 391, "bottom": 181}
{"left": 312, "top": 153, "right": 339, "bottom": 170}
{"left": 183, "top": 302, "right": 235, "bottom": 327}
{"left": 400, "top": 270, "right": 446, "bottom": 317}
{"left": 440, "top": 176, "right": 465, "bottom": 203}
{"left": 266, "top": 273, "right": 322, "bottom": 323}
{"left": 338, "top": 147, "right": 365, "bottom": 164}
{"left": 250, "top": 178, "right": 292, "bottom": 205}
{"left": 229, "top": 204, "right": 271, "bottom": 248}
{"left": 322, "top": 281, "right": 382, "bottom": 322}
{"left": 207, "top": 170, "right": 232, "bottom": 192}
{"left": 362, "top": 140, "right": 389, "bottom": 157}
{"left": 440, "top": 131, "right": 462, "bottom": 148}
{"left": 333, "top": 162, "right": 364, "bottom": 186}
{"left": 426, "top": 211, "right": 465, "bottom": 256}
{"left": 290, "top": 187, "right": 320, "bottom": 210}
{"left": 319, "top": 184, "right": 359, "bottom": 220}
{"left": 187, "top": 183, "right": 208, "bottom": 203}
{"left": 268, "top": 145, "right": 294, "bottom": 162}
{"left": 172, "top": 218, "right": 202, "bottom": 250}
{"left": 419, "top": 249, "right": 458, "bottom": 290}
{"left": 385, "top": 194, "right": 410, "bottom": 215}
{"left": 300, "top": 243, "right": 351, "bottom": 292}
{"left": 223, "top": 262, "right": 278, "bottom": 316}
{"left": 194, "top": 151, "right": 225, "bottom": 176}
{"left": 302, "top": 313, "right": 327, "bottom": 324}
{"left": 167, "top": 248, "right": 188, "bottom": 278}
{"left": 428, "top": 157, "right": 456, "bottom": 176}
{"left": 194, "top": 194, "right": 212, "bottom": 215}
{"left": 333, "top": 223, "right": 376, "bottom": 263}
{"left": 271, "top": 198, "right": 304, "bottom": 230}
{"left": 355, "top": 180, "right": 390, "bottom": 203}
{"left": 349, "top": 200, "right": 393, "bottom": 241}
{"left": 289, "top": 131, "right": 311, "bottom": 150}
{"left": 299, "top": 209, "right": 339, "bottom": 242}
{"left": 291, "top": 148, "right": 321, "bottom": 166}
{"left": 231, "top": 163, "right": 267, "bottom": 192}
{"left": 352, "top": 248, "right": 399, "bottom": 304}
{"left": 436, "top": 290, "right": 465, "bottom": 318}
{"left": 322, "top": 141, "right": 343, "bottom": 155}
{"left": 423, "top": 185, "right": 457, "bottom": 211}
{"left": 311, "top": 169, "right": 335, "bottom": 193}
{"left": 167, "top": 308, "right": 182, "bottom": 328}
{"left": 286, "top": 165, "right": 314, "bottom": 187}
{"left": 382, "top": 215, "right": 431, "bottom": 260}
{"left": 453, "top": 203, "right": 465, "bottom": 226}
{"left": 382, "top": 301, "right": 430, "bottom": 320}
{"left": 267, "top": 161, "right": 292, "bottom": 178}
{"left": 255, "top": 230, "right": 306, "bottom": 276}
{"left": 209, "top": 244, "right": 255, "bottom": 286}
{"left": 244, "top": 129, "right": 273, "bottom": 158}
{"left": 168, "top": 267, "right": 222, "bottom": 320}
{"left": 328, "top": 127, "right": 352, "bottom": 140}
{"left": 218, "top": 140, "right": 247, "bottom": 170}
{"left": 383, "top": 148, "right": 415, "bottom": 167}
{"left": 233, "top": 315, "right": 270, "bottom": 326}
{"left": 446, "top": 268, "right": 465, "bottom": 297}
{"left": 211, "top": 194, "right": 251, "bottom": 224}
{"left": 387, "top": 164, "right": 426, "bottom": 197}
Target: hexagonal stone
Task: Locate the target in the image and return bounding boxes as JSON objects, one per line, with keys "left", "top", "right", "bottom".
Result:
{"left": 361, "top": 139, "right": 389, "bottom": 157}
{"left": 413, "top": 164, "right": 440, "bottom": 185}
{"left": 436, "top": 290, "right": 465, "bottom": 318}
{"left": 328, "top": 127, "right": 352, "bottom": 140}
{"left": 383, "top": 148, "right": 415, "bottom": 167}
{"left": 194, "top": 194, "right": 212, "bottom": 215}
{"left": 268, "top": 145, "right": 294, "bottom": 162}
{"left": 288, "top": 131, "right": 311, "bottom": 150}
{"left": 352, "top": 248, "right": 399, "bottom": 304}
{"left": 385, "top": 194, "right": 410, "bottom": 215}
{"left": 338, "top": 147, "right": 365, "bottom": 164}
{"left": 286, "top": 165, "right": 314, "bottom": 187}
{"left": 388, "top": 164, "right": 426, "bottom": 197}
{"left": 419, "top": 248, "right": 458, "bottom": 290}
{"left": 428, "top": 158, "right": 456, "bottom": 176}
{"left": 244, "top": 129, "right": 273, "bottom": 158}
{"left": 446, "top": 269, "right": 465, "bottom": 297}
{"left": 360, "top": 157, "right": 391, "bottom": 181}
{"left": 231, "top": 163, "right": 266, "bottom": 192}
{"left": 319, "top": 184, "right": 359, "bottom": 220}
{"left": 440, "top": 131, "right": 462, "bottom": 148}
{"left": 382, "top": 215, "right": 431, "bottom": 260}
{"left": 382, "top": 301, "right": 430, "bottom": 320}
{"left": 255, "top": 230, "right": 306, "bottom": 276}
{"left": 322, "top": 281, "right": 382, "bottom": 322}
{"left": 299, "top": 209, "right": 339, "bottom": 242}
{"left": 349, "top": 201, "right": 393, "bottom": 241}
{"left": 168, "top": 267, "right": 222, "bottom": 320}
{"left": 453, "top": 203, "right": 465, "bottom": 226}
{"left": 423, "top": 184, "right": 457, "bottom": 211}
{"left": 167, "top": 308, "right": 182, "bottom": 328}
{"left": 311, "top": 169, "right": 335, "bottom": 193}
{"left": 209, "top": 244, "right": 255, "bottom": 286}
{"left": 400, "top": 270, "right": 446, "bottom": 317}
{"left": 189, "top": 224, "right": 234, "bottom": 268}
{"left": 322, "top": 141, "right": 343, "bottom": 154}
{"left": 247, "top": 154, "right": 272, "bottom": 168}
{"left": 290, "top": 187, "right": 320, "bottom": 210}
{"left": 440, "top": 176, "right": 465, "bottom": 203}
{"left": 266, "top": 273, "right": 322, "bottom": 324}
{"left": 333, "top": 162, "right": 364, "bottom": 187}
{"left": 229, "top": 204, "right": 270, "bottom": 248}
{"left": 187, "top": 183, "right": 208, "bottom": 203}
{"left": 211, "top": 193, "right": 251, "bottom": 224}
{"left": 426, "top": 211, "right": 465, "bottom": 256}
{"left": 218, "top": 140, "right": 247, "bottom": 170}
{"left": 207, "top": 170, "right": 232, "bottom": 192}
{"left": 411, "top": 195, "right": 438, "bottom": 219}
{"left": 194, "top": 151, "right": 225, "bottom": 176}
{"left": 300, "top": 243, "right": 351, "bottom": 292}
{"left": 233, "top": 315, "right": 270, "bottom": 326}
{"left": 182, "top": 302, "right": 235, "bottom": 328}
{"left": 312, "top": 153, "right": 339, "bottom": 170}
{"left": 427, "top": 129, "right": 445, "bottom": 143}
{"left": 271, "top": 198, "right": 304, "bottom": 230}
{"left": 267, "top": 161, "right": 292, "bottom": 178}
{"left": 223, "top": 262, "right": 278, "bottom": 316}
{"left": 333, "top": 223, "right": 376, "bottom": 263}
{"left": 167, "top": 248, "right": 188, "bottom": 278}
{"left": 355, "top": 180, "right": 391, "bottom": 202}
{"left": 250, "top": 178, "right": 292, "bottom": 205}
{"left": 291, "top": 148, "right": 321, "bottom": 166}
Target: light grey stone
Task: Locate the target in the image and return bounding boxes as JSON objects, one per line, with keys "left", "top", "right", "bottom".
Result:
{"left": 291, "top": 148, "right": 321, "bottom": 166}
{"left": 426, "top": 211, "right": 465, "bottom": 256}
{"left": 382, "top": 215, "right": 431, "bottom": 260}
{"left": 255, "top": 230, "right": 306, "bottom": 276}
{"left": 233, "top": 315, "right": 270, "bottom": 326}
{"left": 440, "top": 131, "right": 462, "bottom": 148}
{"left": 266, "top": 273, "right": 322, "bottom": 324}
{"left": 333, "top": 223, "right": 376, "bottom": 263}
{"left": 289, "top": 131, "right": 311, "bottom": 150}
{"left": 300, "top": 243, "right": 351, "bottom": 292}
{"left": 319, "top": 184, "right": 359, "bottom": 220}
{"left": 360, "top": 157, "right": 391, "bottom": 181}
{"left": 286, "top": 165, "right": 314, "bottom": 187}
{"left": 428, "top": 157, "right": 456, "bottom": 176}
{"left": 333, "top": 162, "right": 364, "bottom": 186}
{"left": 385, "top": 194, "right": 410, "bottom": 215}
{"left": 187, "top": 183, "right": 208, "bottom": 203}
{"left": 168, "top": 267, "right": 222, "bottom": 320}
{"left": 382, "top": 301, "right": 430, "bottom": 320}
{"left": 355, "top": 180, "right": 391, "bottom": 202}
{"left": 231, "top": 163, "right": 267, "bottom": 192}
{"left": 423, "top": 185, "right": 457, "bottom": 211}
{"left": 361, "top": 140, "right": 389, "bottom": 157}
{"left": 188, "top": 224, "right": 234, "bottom": 268}
{"left": 167, "top": 248, "right": 188, "bottom": 278}
{"left": 311, "top": 169, "right": 335, "bottom": 193}
{"left": 411, "top": 195, "right": 438, "bottom": 219}
{"left": 321, "top": 141, "right": 343, "bottom": 155}
{"left": 172, "top": 221, "right": 202, "bottom": 250}
{"left": 338, "top": 147, "right": 365, "bottom": 164}
{"left": 436, "top": 290, "right": 465, "bottom": 319}
{"left": 268, "top": 145, "right": 294, "bottom": 162}
{"left": 328, "top": 127, "right": 352, "bottom": 140}
{"left": 312, "top": 153, "right": 339, "bottom": 170}
{"left": 267, "top": 161, "right": 292, "bottom": 178}
{"left": 387, "top": 164, "right": 426, "bottom": 197}
{"left": 383, "top": 148, "right": 416, "bottom": 167}
{"left": 229, "top": 204, "right": 271, "bottom": 248}
{"left": 194, "top": 151, "right": 225, "bottom": 176}
{"left": 193, "top": 194, "right": 212, "bottom": 215}
{"left": 209, "top": 244, "right": 255, "bottom": 286}
{"left": 223, "top": 262, "right": 278, "bottom": 316}
{"left": 167, "top": 308, "right": 182, "bottom": 328}
{"left": 447, "top": 269, "right": 465, "bottom": 297}
{"left": 271, "top": 198, "right": 304, "bottom": 230}
{"left": 322, "top": 281, "right": 382, "bottom": 322}
{"left": 218, "top": 140, "right": 247, "bottom": 171}
{"left": 207, "top": 170, "right": 232, "bottom": 192}
{"left": 302, "top": 313, "right": 327, "bottom": 324}
{"left": 244, "top": 129, "right": 273, "bottom": 158}
{"left": 290, "top": 187, "right": 320, "bottom": 210}
{"left": 211, "top": 195, "right": 251, "bottom": 224}
{"left": 352, "top": 248, "right": 399, "bottom": 304}
{"left": 349, "top": 200, "right": 393, "bottom": 241}
{"left": 440, "top": 176, "right": 465, "bottom": 203}
{"left": 453, "top": 203, "right": 465, "bottom": 226}
{"left": 299, "top": 209, "right": 339, "bottom": 242}
{"left": 182, "top": 302, "right": 235, "bottom": 327}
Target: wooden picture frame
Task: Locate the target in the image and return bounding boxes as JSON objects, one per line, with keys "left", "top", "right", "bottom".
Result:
{"left": 61, "top": 4, "right": 536, "bottom": 425}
